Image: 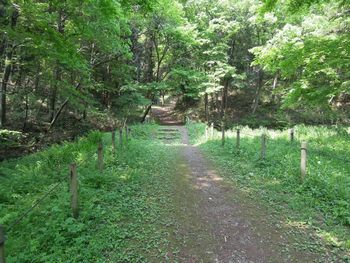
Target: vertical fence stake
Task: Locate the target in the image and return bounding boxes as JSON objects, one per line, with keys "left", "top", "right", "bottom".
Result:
{"left": 205, "top": 126, "right": 208, "bottom": 141}
{"left": 112, "top": 131, "right": 116, "bottom": 155}
{"left": 236, "top": 129, "right": 240, "bottom": 149}
{"left": 210, "top": 123, "right": 214, "bottom": 139}
{"left": 69, "top": 163, "right": 79, "bottom": 219}
{"left": 261, "top": 134, "right": 266, "bottom": 159}
{"left": 0, "top": 225, "right": 5, "bottom": 263}
{"left": 301, "top": 142, "right": 307, "bottom": 181}
{"left": 97, "top": 143, "right": 104, "bottom": 172}
{"left": 119, "top": 129, "right": 123, "bottom": 148}
{"left": 221, "top": 121, "right": 225, "bottom": 146}
{"left": 290, "top": 128, "right": 295, "bottom": 142}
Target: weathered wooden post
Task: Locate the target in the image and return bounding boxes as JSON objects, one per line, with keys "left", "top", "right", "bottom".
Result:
{"left": 69, "top": 163, "right": 79, "bottom": 219}
{"left": 236, "top": 129, "right": 240, "bottom": 149}
{"left": 221, "top": 121, "right": 225, "bottom": 147}
{"left": 290, "top": 128, "right": 295, "bottom": 142}
{"left": 97, "top": 143, "right": 104, "bottom": 172}
{"left": 301, "top": 142, "right": 307, "bottom": 181}
{"left": 112, "top": 131, "right": 116, "bottom": 155}
{"left": 261, "top": 134, "right": 266, "bottom": 159}
{"left": 119, "top": 129, "right": 123, "bottom": 148}
{"left": 205, "top": 125, "right": 209, "bottom": 142}
{"left": 210, "top": 122, "right": 214, "bottom": 139}
{"left": 0, "top": 225, "right": 5, "bottom": 263}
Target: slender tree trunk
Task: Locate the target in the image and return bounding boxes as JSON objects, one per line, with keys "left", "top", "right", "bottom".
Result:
{"left": 49, "top": 9, "right": 65, "bottom": 121}
{"left": 252, "top": 69, "right": 264, "bottom": 114}
{"left": 144, "top": 36, "right": 154, "bottom": 83}
{"left": 141, "top": 104, "right": 152, "bottom": 123}
{"left": 204, "top": 93, "right": 209, "bottom": 122}
{"left": 0, "top": 44, "right": 11, "bottom": 127}
{"left": 0, "top": 4, "right": 18, "bottom": 127}
{"left": 210, "top": 94, "right": 215, "bottom": 118}
{"left": 271, "top": 72, "right": 278, "bottom": 103}
{"left": 48, "top": 98, "right": 69, "bottom": 130}
{"left": 221, "top": 80, "right": 228, "bottom": 120}
{"left": 0, "top": 34, "right": 6, "bottom": 62}
{"left": 49, "top": 67, "right": 60, "bottom": 121}
{"left": 23, "top": 88, "right": 29, "bottom": 131}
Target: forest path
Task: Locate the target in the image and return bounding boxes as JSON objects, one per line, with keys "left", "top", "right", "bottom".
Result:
{"left": 152, "top": 106, "right": 326, "bottom": 263}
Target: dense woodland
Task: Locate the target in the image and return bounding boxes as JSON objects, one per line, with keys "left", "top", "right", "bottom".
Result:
{"left": 1, "top": 1, "right": 350, "bottom": 261}
{"left": 0, "top": 0, "right": 349, "bottom": 157}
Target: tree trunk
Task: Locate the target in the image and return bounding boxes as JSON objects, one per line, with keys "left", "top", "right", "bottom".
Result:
{"left": 22, "top": 90, "right": 29, "bottom": 131}
{"left": 144, "top": 36, "right": 154, "bottom": 83}
{"left": 204, "top": 93, "right": 209, "bottom": 122}
{"left": 271, "top": 72, "right": 278, "bottom": 103}
{"left": 0, "top": 4, "right": 18, "bottom": 128}
{"left": 49, "top": 9, "right": 65, "bottom": 121}
{"left": 48, "top": 98, "right": 69, "bottom": 130}
{"left": 252, "top": 69, "right": 264, "bottom": 114}
{"left": 221, "top": 80, "right": 228, "bottom": 120}
{"left": 49, "top": 68, "right": 60, "bottom": 121}
{"left": 141, "top": 104, "right": 152, "bottom": 123}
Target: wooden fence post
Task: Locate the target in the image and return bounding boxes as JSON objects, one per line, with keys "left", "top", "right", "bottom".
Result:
{"left": 119, "top": 129, "right": 123, "bottom": 148}
{"left": 205, "top": 126, "right": 208, "bottom": 141}
{"left": 301, "top": 142, "right": 307, "bottom": 181}
{"left": 69, "top": 163, "right": 79, "bottom": 219}
{"left": 236, "top": 129, "right": 240, "bottom": 149}
{"left": 261, "top": 134, "right": 266, "bottom": 159}
{"left": 112, "top": 131, "right": 116, "bottom": 155}
{"left": 0, "top": 225, "right": 5, "bottom": 263}
{"left": 97, "top": 143, "right": 104, "bottom": 172}
{"left": 210, "top": 123, "right": 214, "bottom": 139}
{"left": 290, "top": 128, "right": 295, "bottom": 142}
{"left": 221, "top": 121, "right": 225, "bottom": 147}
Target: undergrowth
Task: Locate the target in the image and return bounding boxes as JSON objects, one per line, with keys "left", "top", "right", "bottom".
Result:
{"left": 0, "top": 124, "right": 178, "bottom": 262}
{"left": 187, "top": 122, "right": 350, "bottom": 252}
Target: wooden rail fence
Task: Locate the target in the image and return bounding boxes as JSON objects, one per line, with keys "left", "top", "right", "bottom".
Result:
{"left": 204, "top": 123, "right": 343, "bottom": 181}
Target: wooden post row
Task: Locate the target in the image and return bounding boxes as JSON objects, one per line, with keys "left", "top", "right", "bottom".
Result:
{"left": 261, "top": 134, "right": 266, "bottom": 159}
{"left": 97, "top": 143, "right": 104, "bottom": 172}
{"left": 0, "top": 225, "right": 5, "bottom": 263}
{"left": 69, "top": 163, "right": 79, "bottom": 219}
{"left": 301, "top": 142, "right": 307, "bottom": 180}
{"left": 236, "top": 129, "right": 240, "bottom": 149}
{"left": 112, "top": 131, "right": 116, "bottom": 155}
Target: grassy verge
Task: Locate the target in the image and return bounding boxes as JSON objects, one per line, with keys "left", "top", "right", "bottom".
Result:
{"left": 187, "top": 122, "right": 350, "bottom": 254}
{"left": 1, "top": 124, "right": 179, "bottom": 262}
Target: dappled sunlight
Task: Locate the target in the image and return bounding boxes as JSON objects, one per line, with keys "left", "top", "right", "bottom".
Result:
{"left": 285, "top": 220, "right": 310, "bottom": 230}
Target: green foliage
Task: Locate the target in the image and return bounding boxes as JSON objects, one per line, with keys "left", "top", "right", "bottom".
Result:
{"left": 0, "top": 124, "right": 181, "bottom": 261}
{"left": 253, "top": 0, "right": 350, "bottom": 110}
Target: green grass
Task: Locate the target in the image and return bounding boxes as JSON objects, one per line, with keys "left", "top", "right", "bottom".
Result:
{"left": 187, "top": 122, "right": 350, "bottom": 252}
{"left": 0, "top": 124, "right": 180, "bottom": 262}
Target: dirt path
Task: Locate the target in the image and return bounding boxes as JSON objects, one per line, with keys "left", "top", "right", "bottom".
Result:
{"left": 152, "top": 105, "right": 335, "bottom": 262}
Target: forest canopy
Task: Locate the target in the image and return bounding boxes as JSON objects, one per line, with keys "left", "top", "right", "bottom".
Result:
{"left": 0, "top": 0, "right": 349, "bottom": 135}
